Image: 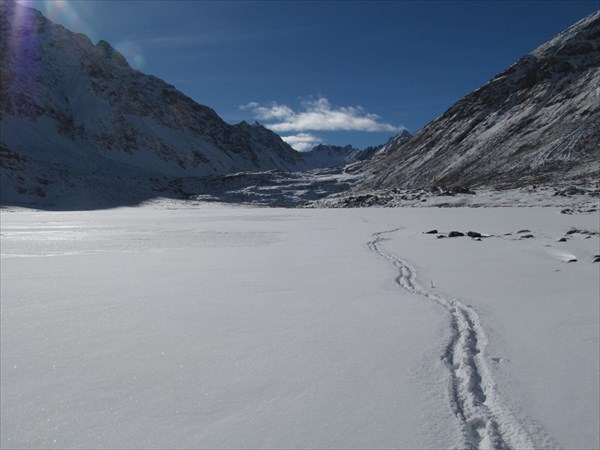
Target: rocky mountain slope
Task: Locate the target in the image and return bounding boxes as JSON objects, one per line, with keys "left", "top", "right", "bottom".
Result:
{"left": 0, "top": 0, "right": 311, "bottom": 207}
{"left": 359, "top": 11, "right": 600, "bottom": 191}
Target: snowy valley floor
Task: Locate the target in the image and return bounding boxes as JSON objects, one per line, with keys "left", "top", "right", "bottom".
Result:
{"left": 1, "top": 203, "right": 598, "bottom": 449}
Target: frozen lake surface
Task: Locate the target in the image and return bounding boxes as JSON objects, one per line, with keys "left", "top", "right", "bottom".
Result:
{"left": 1, "top": 204, "right": 598, "bottom": 449}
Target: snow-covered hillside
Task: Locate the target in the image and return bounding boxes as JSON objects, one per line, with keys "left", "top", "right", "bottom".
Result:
{"left": 0, "top": 0, "right": 312, "bottom": 206}
{"left": 359, "top": 11, "right": 600, "bottom": 191}
{"left": 1, "top": 204, "right": 598, "bottom": 448}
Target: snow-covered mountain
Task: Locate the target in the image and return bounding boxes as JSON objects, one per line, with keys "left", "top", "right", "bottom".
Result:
{"left": 0, "top": 0, "right": 310, "bottom": 206}
{"left": 301, "top": 144, "right": 363, "bottom": 168}
{"left": 359, "top": 11, "right": 600, "bottom": 191}
{"left": 300, "top": 131, "right": 413, "bottom": 172}
{"left": 2, "top": 0, "right": 597, "bottom": 209}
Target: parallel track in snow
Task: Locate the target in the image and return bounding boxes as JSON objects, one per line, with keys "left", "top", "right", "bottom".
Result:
{"left": 368, "top": 229, "right": 539, "bottom": 450}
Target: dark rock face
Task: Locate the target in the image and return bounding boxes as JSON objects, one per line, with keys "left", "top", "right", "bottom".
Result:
{"left": 359, "top": 12, "right": 600, "bottom": 191}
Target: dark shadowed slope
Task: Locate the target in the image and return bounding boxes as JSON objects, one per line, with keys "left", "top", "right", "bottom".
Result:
{"left": 0, "top": 0, "right": 308, "bottom": 209}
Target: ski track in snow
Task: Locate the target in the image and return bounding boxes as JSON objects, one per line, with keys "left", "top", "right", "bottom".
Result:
{"left": 368, "top": 228, "right": 542, "bottom": 450}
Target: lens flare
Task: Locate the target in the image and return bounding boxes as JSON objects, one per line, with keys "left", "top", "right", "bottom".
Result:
{"left": 40, "top": 0, "right": 86, "bottom": 34}
{"left": 115, "top": 41, "right": 146, "bottom": 69}
{"left": 16, "top": 0, "right": 92, "bottom": 39}
{"left": 6, "top": 0, "right": 39, "bottom": 92}
{"left": 13, "top": 1, "right": 144, "bottom": 69}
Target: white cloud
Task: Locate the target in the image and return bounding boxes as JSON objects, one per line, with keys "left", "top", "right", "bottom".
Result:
{"left": 239, "top": 102, "right": 260, "bottom": 110}
{"left": 280, "top": 133, "right": 322, "bottom": 152}
{"left": 240, "top": 97, "right": 404, "bottom": 133}
{"left": 240, "top": 102, "right": 294, "bottom": 121}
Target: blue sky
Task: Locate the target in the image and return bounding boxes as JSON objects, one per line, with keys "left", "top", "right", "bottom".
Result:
{"left": 19, "top": 0, "right": 599, "bottom": 150}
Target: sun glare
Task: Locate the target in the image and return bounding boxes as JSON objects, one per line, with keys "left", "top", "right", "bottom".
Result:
{"left": 13, "top": 0, "right": 146, "bottom": 69}
{"left": 46, "top": 0, "right": 85, "bottom": 33}
{"left": 114, "top": 40, "right": 146, "bottom": 69}
{"left": 16, "top": 0, "right": 86, "bottom": 33}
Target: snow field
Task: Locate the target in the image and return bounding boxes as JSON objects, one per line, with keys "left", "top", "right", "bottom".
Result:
{"left": 380, "top": 207, "right": 599, "bottom": 449}
{"left": 1, "top": 206, "right": 454, "bottom": 449}
{"left": 1, "top": 205, "right": 598, "bottom": 449}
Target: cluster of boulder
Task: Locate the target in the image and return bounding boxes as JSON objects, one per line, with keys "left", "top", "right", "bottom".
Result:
{"left": 553, "top": 186, "right": 599, "bottom": 197}
{"left": 423, "top": 227, "right": 599, "bottom": 264}
{"left": 429, "top": 186, "right": 477, "bottom": 196}
{"left": 424, "top": 229, "right": 488, "bottom": 240}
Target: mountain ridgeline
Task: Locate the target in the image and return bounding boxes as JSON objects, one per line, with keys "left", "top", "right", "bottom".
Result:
{"left": 0, "top": 0, "right": 339, "bottom": 207}
{"left": 358, "top": 11, "right": 600, "bottom": 191}
{"left": 0, "top": 0, "right": 598, "bottom": 209}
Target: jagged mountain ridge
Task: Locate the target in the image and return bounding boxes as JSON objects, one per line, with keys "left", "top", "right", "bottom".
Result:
{"left": 2, "top": 0, "right": 595, "bottom": 209}
{"left": 0, "top": 0, "right": 315, "bottom": 206}
{"left": 302, "top": 144, "right": 363, "bottom": 167}
{"left": 300, "top": 130, "right": 413, "bottom": 172}
{"left": 359, "top": 11, "right": 600, "bottom": 191}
